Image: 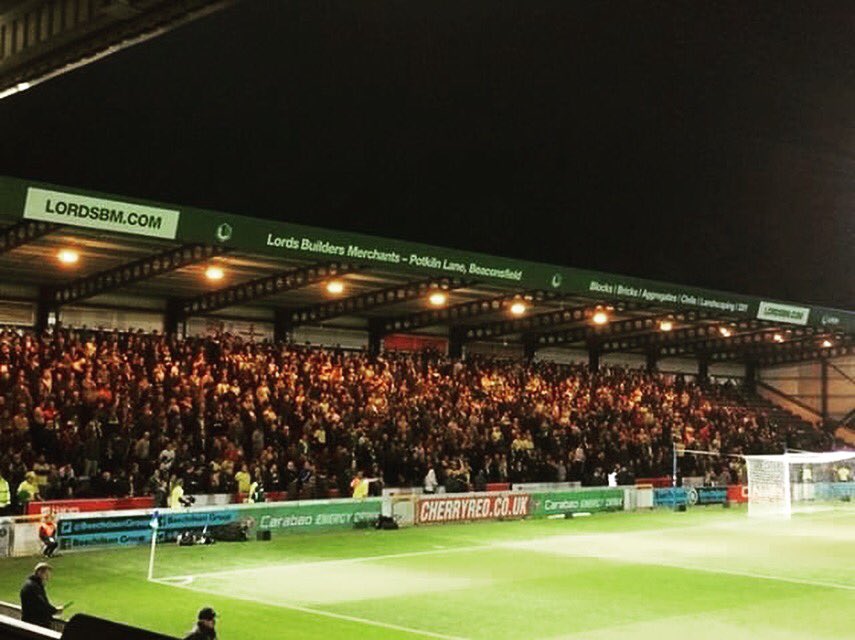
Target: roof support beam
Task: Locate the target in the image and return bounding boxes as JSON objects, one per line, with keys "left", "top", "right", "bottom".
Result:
{"left": 0, "top": 220, "right": 58, "bottom": 256}
{"left": 177, "top": 261, "right": 359, "bottom": 317}
{"left": 376, "top": 291, "right": 545, "bottom": 336}
{"left": 461, "top": 303, "right": 592, "bottom": 342}
{"left": 535, "top": 304, "right": 667, "bottom": 348}
{"left": 649, "top": 328, "right": 788, "bottom": 359}
{"left": 46, "top": 244, "right": 229, "bottom": 306}
{"left": 286, "top": 277, "right": 468, "bottom": 328}
{"left": 712, "top": 335, "right": 853, "bottom": 367}
{"left": 597, "top": 321, "right": 797, "bottom": 355}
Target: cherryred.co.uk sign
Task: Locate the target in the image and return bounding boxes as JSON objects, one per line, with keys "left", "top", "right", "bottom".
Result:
{"left": 416, "top": 493, "right": 531, "bottom": 524}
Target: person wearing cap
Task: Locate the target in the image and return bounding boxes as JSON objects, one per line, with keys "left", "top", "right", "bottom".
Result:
{"left": 183, "top": 607, "right": 217, "bottom": 640}
{"left": 20, "top": 562, "right": 63, "bottom": 628}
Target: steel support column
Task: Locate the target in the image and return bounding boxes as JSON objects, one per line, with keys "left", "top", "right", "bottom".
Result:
{"left": 820, "top": 357, "right": 829, "bottom": 426}
{"left": 588, "top": 342, "right": 601, "bottom": 372}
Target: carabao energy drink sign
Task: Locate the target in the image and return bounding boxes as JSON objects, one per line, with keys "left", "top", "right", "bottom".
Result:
{"left": 253, "top": 499, "right": 381, "bottom": 533}
{"left": 531, "top": 489, "right": 624, "bottom": 516}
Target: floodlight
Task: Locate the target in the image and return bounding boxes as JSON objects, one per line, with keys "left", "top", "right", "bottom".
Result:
{"left": 57, "top": 249, "right": 79, "bottom": 265}
{"left": 205, "top": 266, "right": 225, "bottom": 281}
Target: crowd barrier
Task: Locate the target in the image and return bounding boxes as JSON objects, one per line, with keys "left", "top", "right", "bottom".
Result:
{"left": 23, "top": 489, "right": 347, "bottom": 517}
{"left": 0, "top": 614, "right": 61, "bottom": 640}
{"left": 25, "top": 497, "right": 154, "bottom": 517}
{"left": 0, "top": 602, "right": 63, "bottom": 635}
{"left": 53, "top": 497, "right": 383, "bottom": 551}
{"left": 2, "top": 483, "right": 851, "bottom": 556}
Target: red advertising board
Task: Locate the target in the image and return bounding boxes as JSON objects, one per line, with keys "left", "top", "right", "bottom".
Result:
{"left": 417, "top": 493, "right": 531, "bottom": 524}
{"left": 727, "top": 484, "right": 748, "bottom": 504}
{"left": 636, "top": 476, "right": 673, "bottom": 488}
{"left": 384, "top": 333, "right": 449, "bottom": 353}
{"left": 26, "top": 496, "right": 154, "bottom": 516}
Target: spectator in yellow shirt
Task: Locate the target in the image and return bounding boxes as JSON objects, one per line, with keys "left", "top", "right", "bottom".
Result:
{"left": 234, "top": 464, "right": 252, "bottom": 496}
{"left": 169, "top": 478, "right": 185, "bottom": 509}
{"left": 350, "top": 471, "right": 378, "bottom": 499}
{"left": 17, "top": 472, "right": 40, "bottom": 512}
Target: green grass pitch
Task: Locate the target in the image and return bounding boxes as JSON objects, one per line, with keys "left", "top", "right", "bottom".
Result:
{"left": 1, "top": 507, "right": 853, "bottom": 639}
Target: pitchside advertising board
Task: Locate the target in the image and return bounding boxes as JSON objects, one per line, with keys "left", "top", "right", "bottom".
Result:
{"left": 26, "top": 497, "right": 154, "bottom": 516}
{"left": 56, "top": 499, "right": 383, "bottom": 550}
{"left": 530, "top": 489, "right": 624, "bottom": 517}
{"left": 652, "top": 486, "right": 737, "bottom": 507}
{"left": 416, "top": 492, "right": 531, "bottom": 524}
{"left": 58, "top": 510, "right": 238, "bottom": 550}
{"left": 414, "top": 488, "right": 624, "bottom": 524}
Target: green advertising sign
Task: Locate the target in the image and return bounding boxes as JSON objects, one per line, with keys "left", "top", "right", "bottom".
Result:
{"left": 1, "top": 175, "right": 852, "bottom": 333}
{"left": 251, "top": 498, "right": 381, "bottom": 534}
{"left": 531, "top": 489, "right": 624, "bottom": 516}
{"left": 23, "top": 187, "right": 180, "bottom": 240}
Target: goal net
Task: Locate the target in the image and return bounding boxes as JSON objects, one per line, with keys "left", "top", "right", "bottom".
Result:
{"left": 744, "top": 451, "right": 855, "bottom": 518}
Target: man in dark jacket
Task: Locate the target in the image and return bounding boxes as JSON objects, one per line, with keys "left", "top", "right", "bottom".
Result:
{"left": 20, "top": 563, "right": 63, "bottom": 628}
{"left": 183, "top": 607, "right": 217, "bottom": 640}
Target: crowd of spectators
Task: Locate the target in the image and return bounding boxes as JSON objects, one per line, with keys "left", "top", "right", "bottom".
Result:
{"left": 0, "top": 327, "right": 834, "bottom": 514}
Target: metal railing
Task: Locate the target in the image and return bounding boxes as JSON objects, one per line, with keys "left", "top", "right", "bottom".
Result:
{"left": 0, "top": 602, "right": 64, "bottom": 635}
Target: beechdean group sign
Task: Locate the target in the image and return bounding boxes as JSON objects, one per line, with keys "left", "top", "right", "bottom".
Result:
{"left": 23, "top": 188, "right": 180, "bottom": 240}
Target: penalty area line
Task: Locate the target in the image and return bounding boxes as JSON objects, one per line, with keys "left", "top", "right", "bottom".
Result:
{"left": 158, "top": 579, "right": 470, "bottom": 640}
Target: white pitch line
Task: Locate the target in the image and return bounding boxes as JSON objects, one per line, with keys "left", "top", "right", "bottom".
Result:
{"left": 629, "top": 560, "right": 855, "bottom": 592}
{"left": 500, "top": 546, "right": 855, "bottom": 592}
{"left": 158, "top": 544, "right": 490, "bottom": 581}
{"left": 154, "top": 523, "right": 713, "bottom": 583}
{"left": 158, "top": 578, "right": 470, "bottom": 640}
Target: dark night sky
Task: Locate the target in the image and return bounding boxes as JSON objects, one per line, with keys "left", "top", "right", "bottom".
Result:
{"left": 1, "top": 1, "right": 853, "bottom": 308}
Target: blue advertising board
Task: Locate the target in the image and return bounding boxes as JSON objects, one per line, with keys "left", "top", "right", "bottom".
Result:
{"left": 653, "top": 487, "right": 687, "bottom": 507}
{"left": 58, "top": 509, "right": 239, "bottom": 550}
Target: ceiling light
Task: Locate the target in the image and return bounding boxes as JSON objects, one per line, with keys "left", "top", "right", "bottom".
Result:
{"left": 510, "top": 302, "right": 527, "bottom": 316}
{"left": 592, "top": 311, "right": 609, "bottom": 325}
{"left": 326, "top": 280, "right": 345, "bottom": 295}
{"left": 428, "top": 291, "right": 447, "bottom": 306}
{"left": 205, "top": 266, "right": 224, "bottom": 281}
{"left": 57, "top": 249, "right": 79, "bottom": 265}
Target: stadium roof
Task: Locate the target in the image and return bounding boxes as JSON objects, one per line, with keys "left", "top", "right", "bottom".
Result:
{"left": 1, "top": 0, "right": 236, "bottom": 99}
{"left": 0, "top": 174, "right": 851, "bottom": 365}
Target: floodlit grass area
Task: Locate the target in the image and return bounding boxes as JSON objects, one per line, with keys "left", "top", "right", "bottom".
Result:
{"left": 1, "top": 507, "right": 854, "bottom": 639}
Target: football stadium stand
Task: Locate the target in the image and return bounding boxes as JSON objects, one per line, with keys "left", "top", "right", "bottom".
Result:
{"left": 0, "top": 174, "right": 851, "bottom": 515}
{"left": 0, "top": 176, "right": 852, "bottom": 640}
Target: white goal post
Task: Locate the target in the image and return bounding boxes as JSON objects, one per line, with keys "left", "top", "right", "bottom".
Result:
{"left": 744, "top": 451, "right": 855, "bottom": 518}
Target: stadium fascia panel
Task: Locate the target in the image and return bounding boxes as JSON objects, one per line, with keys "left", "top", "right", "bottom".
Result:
{"left": 46, "top": 244, "right": 230, "bottom": 306}
{"left": 0, "top": 174, "right": 852, "bottom": 334}
{"left": 286, "top": 276, "right": 469, "bottom": 328}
